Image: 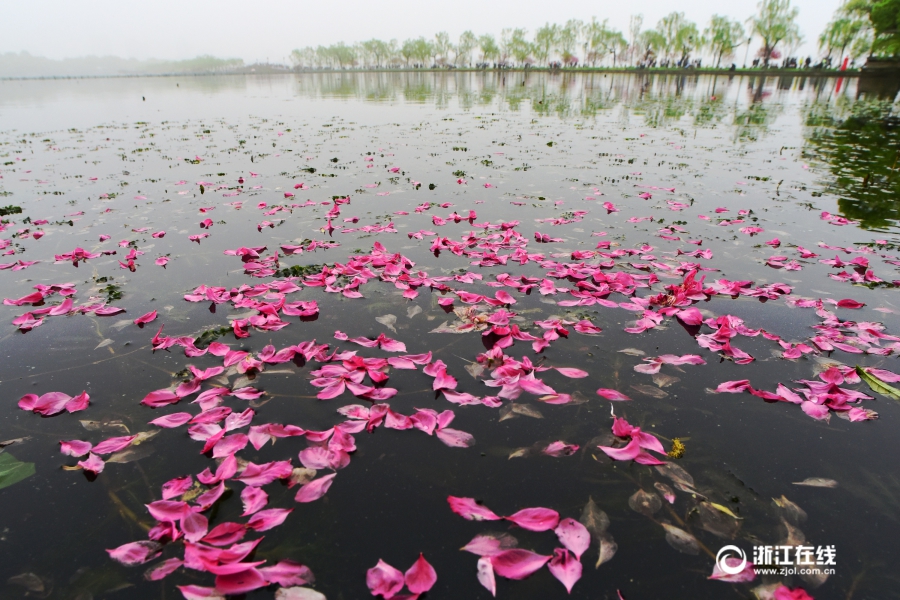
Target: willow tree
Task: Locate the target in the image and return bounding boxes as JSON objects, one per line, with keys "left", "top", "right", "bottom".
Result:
{"left": 400, "top": 39, "right": 416, "bottom": 65}
{"left": 819, "top": 17, "right": 866, "bottom": 61}
{"left": 533, "top": 24, "right": 558, "bottom": 65}
{"left": 750, "top": 0, "right": 801, "bottom": 65}
{"left": 845, "top": 0, "right": 900, "bottom": 56}
{"left": 556, "top": 19, "right": 584, "bottom": 64}
{"left": 434, "top": 32, "right": 453, "bottom": 65}
{"left": 705, "top": 15, "right": 746, "bottom": 67}
{"left": 289, "top": 47, "right": 316, "bottom": 69}
{"left": 455, "top": 31, "right": 477, "bottom": 66}
{"left": 361, "top": 39, "right": 393, "bottom": 67}
{"left": 639, "top": 30, "right": 666, "bottom": 63}
{"left": 656, "top": 12, "right": 700, "bottom": 63}
{"left": 629, "top": 15, "right": 644, "bottom": 64}
{"left": 585, "top": 18, "right": 627, "bottom": 66}
{"left": 478, "top": 34, "right": 500, "bottom": 64}
{"left": 507, "top": 28, "right": 533, "bottom": 65}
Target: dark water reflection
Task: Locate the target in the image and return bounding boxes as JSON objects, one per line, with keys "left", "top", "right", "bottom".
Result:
{"left": 0, "top": 72, "right": 898, "bottom": 599}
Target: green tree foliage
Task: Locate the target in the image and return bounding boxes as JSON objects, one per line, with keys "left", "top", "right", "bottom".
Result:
{"left": 629, "top": 15, "right": 644, "bottom": 64}
{"left": 656, "top": 12, "right": 701, "bottom": 63}
{"left": 455, "top": 31, "right": 477, "bottom": 66}
{"left": 751, "top": 0, "right": 801, "bottom": 65}
{"left": 804, "top": 100, "right": 900, "bottom": 227}
{"left": 585, "top": 19, "right": 628, "bottom": 66}
{"left": 478, "top": 34, "right": 500, "bottom": 63}
{"left": 846, "top": 0, "right": 900, "bottom": 55}
{"left": 361, "top": 39, "right": 393, "bottom": 67}
{"left": 315, "top": 43, "right": 357, "bottom": 69}
{"left": 507, "top": 28, "right": 533, "bottom": 65}
{"left": 639, "top": 30, "right": 667, "bottom": 63}
{"left": 556, "top": 19, "right": 583, "bottom": 64}
{"left": 705, "top": 15, "right": 746, "bottom": 67}
{"left": 819, "top": 17, "right": 867, "bottom": 60}
{"left": 533, "top": 24, "right": 558, "bottom": 65}
{"left": 434, "top": 32, "right": 453, "bottom": 65}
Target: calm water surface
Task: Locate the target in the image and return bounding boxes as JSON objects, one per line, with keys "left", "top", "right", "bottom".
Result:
{"left": 0, "top": 72, "right": 898, "bottom": 600}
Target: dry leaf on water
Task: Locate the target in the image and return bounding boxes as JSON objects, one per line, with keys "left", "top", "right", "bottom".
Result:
{"left": 661, "top": 523, "right": 700, "bottom": 555}
{"left": 630, "top": 384, "right": 668, "bottom": 398}
{"left": 376, "top": 314, "right": 397, "bottom": 332}
{"left": 773, "top": 495, "right": 807, "bottom": 525}
{"left": 792, "top": 477, "right": 838, "bottom": 488}
{"left": 628, "top": 489, "right": 661, "bottom": 516}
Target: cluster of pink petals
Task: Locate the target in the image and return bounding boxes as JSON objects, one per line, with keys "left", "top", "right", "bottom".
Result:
{"left": 716, "top": 364, "right": 881, "bottom": 422}
{"left": 19, "top": 391, "right": 89, "bottom": 416}
{"left": 449, "top": 497, "right": 590, "bottom": 594}
{"left": 366, "top": 554, "right": 437, "bottom": 598}
{"left": 597, "top": 417, "right": 668, "bottom": 465}
{"left": 12, "top": 153, "right": 900, "bottom": 600}
{"left": 54, "top": 247, "right": 101, "bottom": 265}
{"left": 821, "top": 210, "right": 858, "bottom": 226}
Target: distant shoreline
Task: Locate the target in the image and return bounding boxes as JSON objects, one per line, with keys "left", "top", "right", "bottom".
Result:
{"left": 0, "top": 66, "right": 874, "bottom": 81}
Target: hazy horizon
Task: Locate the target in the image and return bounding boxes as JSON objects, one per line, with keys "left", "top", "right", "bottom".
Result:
{"left": 5, "top": 0, "right": 841, "bottom": 65}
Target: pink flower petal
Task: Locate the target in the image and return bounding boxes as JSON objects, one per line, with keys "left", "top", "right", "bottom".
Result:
{"left": 65, "top": 391, "right": 90, "bottom": 413}
{"left": 144, "top": 557, "right": 183, "bottom": 581}
{"left": 505, "top": 507, "right": 560, "bottom": 532}
{"left": 490, "top": 549, "right": 551, "bottom": 580}
{"left": 709, "top": 557, "right": 756, "bottom": 582}
{"left": 107, "top": 541, "right": 161, "bottom": 566}
{"left": 596, "top": 388, "right": 632, "bottom": 401}
{"left": 548, "top": 548, "right": 582, "bottom": 593}
{"left": 258, "top": 560, "right": 314, "bottom": 587}
{"left": 150, "top": 413, "right": 193, "bottom": 428}
{"left": 161, "top": 476, "right": 193, "bottom": 500}
{"left": 215, "top": 568, "right": 267, "bottom": 595}
{"left": 134, "top": 310, "right": 158, "bottom": 325}
{"left": 202, "top": 522, "right": 246, "bottom": 546}
{"left": 60, "top": 439, "right": 93, "bottom": 457}
{"left": 447, "top": 496, "right": 501, "bottom": 521}
{"left": 715, "top": 380, "right": 750, "bottom": 393}
{"left": 598, "top": 437, "right": 642, "bottom": 461}
{"left": 246, "top": 508, "right": 293, "bottom": 531}
{"left": 366, "top": 559, "right": 405, "bottom": 598}
{"left": 92, "top": 435, "right": 137, "bottom": 455}
{"left": 555, "top": 518, "right": 590, "bottom": 559}
{"left": 142, "top": 389, "right": 181, "bottom": 407}
{"left": 181, "top": 511, "right": 209, "bottom": 543}
{"left": 837, "top": 299, "right": 864, "bottom": 309}
{"left": 477, "top": 556, "right": 497, "bottom": 596}
{"left": 435, "top": 428, "right": 475, "bottom": 448}
{"left": 177, "top": 585, "right": 222, "bottom": 600}
{"left": 78, "top": 452, "right": 105, "bottom": 474}
{"left": 554, "top": 367, "right": 588, "bottom": 378}
{"left": 404, "top": 553, "right": 437, "bottom": 594}
{"left": 773, "top": 585, "right": 814, "bottom": 600}
{"left": 294, "top": 473, "right": 336, "bottom": 503}
{"left": 240, "top": 486, "right": 269, "bottom": 516}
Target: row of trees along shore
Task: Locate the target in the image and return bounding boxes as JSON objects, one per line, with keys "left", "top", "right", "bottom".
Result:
{"left": 290, "top": 0, "right": 900, "bottom": 70}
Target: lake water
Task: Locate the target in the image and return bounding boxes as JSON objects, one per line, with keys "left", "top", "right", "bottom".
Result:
{"left": 0, "top": 71, "right": 898, "bottom": 600}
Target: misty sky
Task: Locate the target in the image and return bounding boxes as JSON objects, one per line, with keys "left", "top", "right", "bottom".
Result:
{"left": 5, "top": 0, "right": 842, "bottom": 63}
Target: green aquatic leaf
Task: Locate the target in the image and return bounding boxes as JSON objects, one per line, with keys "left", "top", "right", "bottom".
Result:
{"left": 0, "top": 453, "right": 35, "bottom": 490}
{"left": 856, "top": 366, "right": 900, "bottom": 401}
{"left": 0, "top": 205, "right": 23, "bottom": 216}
